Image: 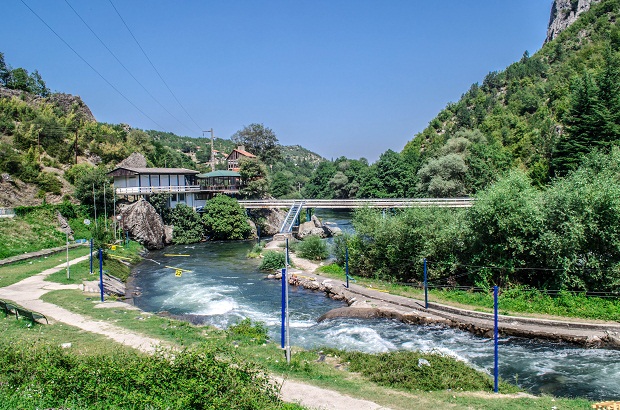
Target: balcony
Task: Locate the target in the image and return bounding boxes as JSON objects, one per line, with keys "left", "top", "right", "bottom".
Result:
{"left": 115, "top": 185, "right": 201, "bottom": 195}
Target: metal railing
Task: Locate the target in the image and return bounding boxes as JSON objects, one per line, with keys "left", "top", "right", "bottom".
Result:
{"left": 115, "top": 185, "right": 201, "bottom": 195}
{"left": 239, "top": 198, "right": 474, "bottom": 209}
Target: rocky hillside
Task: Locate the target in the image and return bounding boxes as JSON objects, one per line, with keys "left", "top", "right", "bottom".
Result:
{"left": 546, "top": 0, "right": 600, "bottom": 43}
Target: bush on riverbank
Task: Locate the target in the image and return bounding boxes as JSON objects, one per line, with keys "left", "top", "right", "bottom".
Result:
{"left": 0, "top": 341, "right": 298, "bottom": 410}
{"left": 347, "top": 149, "right": 620, "bottom": 293}
{"left": 337, "top": 350, "right": 518, "bottom": 393}
{"left": 260, "top": 250, "right": 286, "bottom": 271}
{"left": 296, "top": 235, "right": 328, "bottom": 260}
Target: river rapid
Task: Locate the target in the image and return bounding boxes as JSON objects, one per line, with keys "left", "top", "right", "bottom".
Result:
{"left": 131, "top": 210, "right": 620, "bottom": 401}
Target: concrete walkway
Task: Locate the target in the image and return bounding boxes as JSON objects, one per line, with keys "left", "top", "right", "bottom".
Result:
{"left": 287, "top": 253, "right": 620, "bottom": 348}
{"left": 0, "top": 255, "right": 391, "bottom": 410}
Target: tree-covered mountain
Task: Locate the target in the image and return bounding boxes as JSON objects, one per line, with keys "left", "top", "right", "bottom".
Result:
{"left": 403, "top": 0, "right": 620, "bottom": 194}
{"left": 301, "top": 0, "right": 620, "bottom": 199}
{"left": 0, "top": 53, "right": 325, "bottom": 205}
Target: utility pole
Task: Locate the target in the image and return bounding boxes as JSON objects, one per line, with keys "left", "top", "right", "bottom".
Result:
{"left": 203, "top": 128, "right": 215, "bottom": 172}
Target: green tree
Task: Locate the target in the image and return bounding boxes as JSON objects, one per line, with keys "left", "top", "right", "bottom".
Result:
{"left": 73, "top": 166, "right": 113, "bottom": 215}
{"left": 231, "top": 123, "right": 282, "bottom": 165}
{"left": 168, "top": 204, "right": 203, "bottom": 244}
{"left": 465, "top": 170, "right": 544, "bottom": 287}
{"left": 0, "top": 52, "right": 10, "bottom": 86}
{"left": 269, "top": 171, "right": 292, "bottom": 198}
{"left": 239, "top": 158, "right": 269, "bottom": 199}
{"left": 202, "top": 195, "right": 252, "bottom": 240}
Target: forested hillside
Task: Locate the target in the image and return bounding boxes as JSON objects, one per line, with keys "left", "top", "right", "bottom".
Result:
{"left": 0, "top": 51, "right": 324, "bottom": 206}
{"left": 303, "top": 0, "right": 620, "bottom": 199}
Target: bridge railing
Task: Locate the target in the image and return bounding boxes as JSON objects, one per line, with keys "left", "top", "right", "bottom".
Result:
{"left": 238, "top": 198, "right": 474, "bottom": 209}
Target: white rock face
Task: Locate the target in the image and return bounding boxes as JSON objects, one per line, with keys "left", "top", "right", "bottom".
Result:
{"left": 545, "top": 0, "right": 600, "bottom": 43}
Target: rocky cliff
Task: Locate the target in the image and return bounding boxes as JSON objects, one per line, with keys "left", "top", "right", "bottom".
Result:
{"left": 546, "top": 0, "right": 600, "bottom": 43}
{"left": 0, "top": 86, "right": 95, "bottom": 122}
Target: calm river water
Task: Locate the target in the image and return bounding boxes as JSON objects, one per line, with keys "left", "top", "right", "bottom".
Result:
{"left": 132, "top": 210, "right": 620, "bottom": 401}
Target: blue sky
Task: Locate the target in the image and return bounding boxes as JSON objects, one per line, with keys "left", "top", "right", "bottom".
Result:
{"left": 3, "top": 1, "right": 551, "bottom": 162}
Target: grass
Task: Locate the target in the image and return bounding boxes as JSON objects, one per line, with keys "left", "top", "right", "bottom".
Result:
{"left": 316, "top": 263, "right": 620, "bottom": 322}
{"left": 0, "top": 314, "right": 134, "bottom": 356}
{"left": 41, "top": 289, "right": 220, "bottom": 347}
{"left": 0, "top": 208, "right": 68, "bottom": 259}
{"left": 0, "top": 246, "right": 91, "bottom": 287}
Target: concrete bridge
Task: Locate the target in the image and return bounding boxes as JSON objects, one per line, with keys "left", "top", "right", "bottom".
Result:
{"left": 238, "top": 198, "right": 473, "bottom": 209}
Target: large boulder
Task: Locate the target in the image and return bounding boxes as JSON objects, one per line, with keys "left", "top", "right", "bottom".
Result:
{"left": 248, "top": 208, "right": 287, "bottom": 236}
{"left": 117, "top": 152, "right": 147, "bottom": 169}
{"left": 119, "top": 199, "right": 165, "bottom": 249}
{"left": 295, "top": 215, "right": 330, "bottom": 239}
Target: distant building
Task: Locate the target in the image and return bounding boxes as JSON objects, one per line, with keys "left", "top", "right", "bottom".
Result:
{"left": 226, "top": 146, "right": 256, "bottom": 171}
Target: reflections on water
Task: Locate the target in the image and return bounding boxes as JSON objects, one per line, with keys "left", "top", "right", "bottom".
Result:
{"left": 131, "top": 209, "right": 620, "bottom": 401}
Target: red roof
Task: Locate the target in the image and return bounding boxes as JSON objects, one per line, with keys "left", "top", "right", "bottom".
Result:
{"left": 226, "top": 149, "right": 256, "bottom": 160}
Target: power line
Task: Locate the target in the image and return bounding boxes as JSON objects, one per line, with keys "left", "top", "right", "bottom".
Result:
{"left": 63, "top": 0, "right": 195, "bottom": 135}
{"left": 107, "top": 0, "right": 203, "bottom": 133}
{"left": 19, "top": 0, "right": 166, "bottom": 131}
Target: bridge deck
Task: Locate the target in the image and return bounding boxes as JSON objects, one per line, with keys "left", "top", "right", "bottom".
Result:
{"left": 238, "top": 198, "right": 473, "bottom": 209}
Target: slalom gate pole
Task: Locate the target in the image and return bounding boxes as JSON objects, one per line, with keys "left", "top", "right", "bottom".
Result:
{"left": 423, "top": 258, "right": 428, "bottom": 309}
{"left": 281, "top": 268, "right": 286, "bottom": 349}
{"left": 494, "top": 285, "right": 499, "bottom": 393}
{"left": 99, "top": 249, "right": 104, "bottom": 302}
{"left": 345, "top": 246, "right": 349, "bottom": 289}
{"left": 285, "top": 238, "right": 291, "bottom": 364}
{"left": 90, "top": 238, "right": 93, "bottom": 274}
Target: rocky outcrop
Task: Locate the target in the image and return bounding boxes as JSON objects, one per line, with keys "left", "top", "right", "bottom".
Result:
{"left": 295, "top": 215, "right": 341, "bottom": 239}
{"left": 56, "top": 211, "right": 74, "bottom": 239}
{"left": 117, "top": 152, "right": 148, "bottom": 169}
{"left": 0, "top": 86, "right": 95, "bottom": 122}
{"left": 248, "top": 208, "right": 287, "bottom": 236}
{"left": 47, "top": 92, "right": 95, "bottom": 122}
{"left": 119, "top": 199, "right": 165, "bottom": 249}
{"left": 545, "top": 0, "right": 600, "bottom": 43}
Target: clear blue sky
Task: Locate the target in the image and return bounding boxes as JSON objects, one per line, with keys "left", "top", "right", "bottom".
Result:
{"left": 3, "top": 1, "right": 552, "bottom": 162}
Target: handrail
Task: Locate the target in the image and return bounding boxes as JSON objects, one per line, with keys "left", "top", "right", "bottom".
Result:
{"left": 115, "top": 185, "right": 201, "bottom": 195}
{"left": 240, "top": 198, "right": 474, "bottom": 209}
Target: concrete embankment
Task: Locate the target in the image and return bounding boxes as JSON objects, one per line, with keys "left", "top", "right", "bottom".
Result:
{"left": 272, "top": 268, "right": 620, "bottom": 348}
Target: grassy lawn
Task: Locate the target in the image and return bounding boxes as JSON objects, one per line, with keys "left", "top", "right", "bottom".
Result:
{"left": 0, "top": 313, "right": 135, "bottom": 356}
{"left": 39, "top": 289, "right": 593, "bottom": 410}
{"left": 316, "top": 264, "right": 620, "bottom": 322}
{"left": 0, "top": 247, "right": 91, "bottom": 287}
{"left": 41, "top": 289, "right": 222, "bottom": 347}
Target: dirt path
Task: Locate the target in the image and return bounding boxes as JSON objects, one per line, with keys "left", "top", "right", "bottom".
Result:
{"left": 0, "top": 255, "right": 391, "bottom": 410}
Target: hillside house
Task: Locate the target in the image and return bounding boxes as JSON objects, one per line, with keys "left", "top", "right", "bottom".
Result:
{"left": 226, "top": 146, "right": 256, "bottom": 171}
{"left": 108, "top": 166, "right": 205, "bottom": 208}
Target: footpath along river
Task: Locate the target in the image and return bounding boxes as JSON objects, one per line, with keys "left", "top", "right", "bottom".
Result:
{"left": 131, "top": 210, "right": 620, "bottom": 401}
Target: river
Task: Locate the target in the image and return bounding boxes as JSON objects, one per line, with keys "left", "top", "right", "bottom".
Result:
{"left": 131, "top": 209, "right": 620, "bottom": 401}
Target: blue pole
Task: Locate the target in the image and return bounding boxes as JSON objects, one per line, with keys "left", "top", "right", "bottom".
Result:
{"left": 125, "top": 230, "right": 129, "bottom": 246}
{"left": 494, "top": 285, "right": 499, "bottom": 393}
{"left": 90, "top": 238, "right": 93, "bottom": 274}
{"left": 345, "top": 246, "right": 349, "bottom": 288}
{"left": 99, "top": 249, "right": 104, "bottom": 302}
{"left": 281, "top": 268, "right": 286, "bottom": 348}
{"left": 423, "top": 258, "right": 428, "bottom": 309}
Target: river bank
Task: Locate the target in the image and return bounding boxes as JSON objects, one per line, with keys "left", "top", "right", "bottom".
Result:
{"left": 275, "top": 246, "right": 620, "bottom": 348}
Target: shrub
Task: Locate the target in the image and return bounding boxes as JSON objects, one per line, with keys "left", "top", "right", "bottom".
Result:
{"left": 297, "top": 235, "right": 328, "bottom": 260}
{"left": 169, "top": 203, "right": 203, "bottom": 244}
{"left": 260, "top": 250, "right": 286, "bottom": 271}
{"left": 227, "top": 318, "right": 268, "bottom": 344}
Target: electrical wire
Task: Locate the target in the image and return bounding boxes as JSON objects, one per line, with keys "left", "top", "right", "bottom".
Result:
{"left": 19, "top": 0, "right": 167, "bottom": 131}
{"left": 107, "top": 0, "right": 203, "bottom": 133}
{"left": 63, "top": 0, "right": 195, "bottom": 136}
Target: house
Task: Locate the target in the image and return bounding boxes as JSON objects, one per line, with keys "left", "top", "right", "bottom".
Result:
{"left": 108, "top": 166, "right": 204, "bottom": 208}
{"left": 226, "top": 146, "right": 256, "bottom": 171}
